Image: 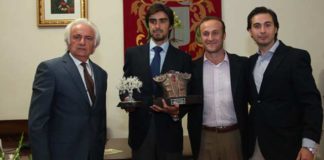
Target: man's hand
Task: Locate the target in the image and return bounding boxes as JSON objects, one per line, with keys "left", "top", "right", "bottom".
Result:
{"left": 296, "top": 147, "right": 314, "bottom": 160}
{"left": 150, "top": 99, "right": 179, "bottom": 116}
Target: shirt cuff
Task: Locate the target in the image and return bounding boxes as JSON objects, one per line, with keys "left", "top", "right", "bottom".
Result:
{"left": 302, "top": 138, "right": 317, "bottom": 148}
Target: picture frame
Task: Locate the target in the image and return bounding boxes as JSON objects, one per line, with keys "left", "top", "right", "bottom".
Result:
{"left": 37, "top": 0, "right": 88, "bottom": 27}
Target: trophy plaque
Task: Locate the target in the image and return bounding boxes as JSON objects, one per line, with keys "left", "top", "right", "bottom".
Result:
{"left": 117, "top": 100, "right": 143, "bottom": 109}
{"left": 153, "top": 70, "right": 202, "bottom": 106}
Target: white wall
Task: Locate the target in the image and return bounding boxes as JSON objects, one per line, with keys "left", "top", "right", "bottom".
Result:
{"left": 1, "top": 1, "right": 324, "bottom": 140}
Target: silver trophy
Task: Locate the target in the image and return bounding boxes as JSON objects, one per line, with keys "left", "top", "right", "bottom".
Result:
{"left": 153, "top": 70, "right": 202, "bottom": 106}
{"left": 117, "top": 76, "right": 143, "bottom": 109}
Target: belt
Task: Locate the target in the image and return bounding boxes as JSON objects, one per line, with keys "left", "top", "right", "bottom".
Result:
{"left": 202, "top": 124, "right": 238, "bottom": 133}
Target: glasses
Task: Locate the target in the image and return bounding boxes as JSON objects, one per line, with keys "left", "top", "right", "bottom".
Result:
{"left": 148, "top": 18, "right": 169, "bottom": 25}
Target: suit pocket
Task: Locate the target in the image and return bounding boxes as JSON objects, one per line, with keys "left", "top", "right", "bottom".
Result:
{"left": 260, "top": 102, "right": 302, "bottom": 128}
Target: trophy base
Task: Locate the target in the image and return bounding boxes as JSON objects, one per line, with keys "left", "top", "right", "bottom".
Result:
{"left": 117, "top": 101, "right": 143, "bottom": 109}
{"left": 153, "top": 95, "right": 202, "bottom": 106}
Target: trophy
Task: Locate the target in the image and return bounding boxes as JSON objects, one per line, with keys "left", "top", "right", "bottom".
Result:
{"left": 153, "top": 70, "right": 202, "bottom": 106}
{"left": 117, "top": 76, "right": 143, "bottom": 109}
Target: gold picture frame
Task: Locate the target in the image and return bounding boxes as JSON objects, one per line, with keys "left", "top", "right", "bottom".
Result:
{"left": 37, "top": 0, "right": 88, "bottom": 27}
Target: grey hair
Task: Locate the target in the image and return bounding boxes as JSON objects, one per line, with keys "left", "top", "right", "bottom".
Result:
{"left": 64, "top": 18, "right": 101, "bottom": 48}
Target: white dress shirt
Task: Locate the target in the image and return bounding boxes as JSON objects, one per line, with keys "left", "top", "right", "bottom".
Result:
{"left": 202, "top": 52, "right": 237, "bottom": 127}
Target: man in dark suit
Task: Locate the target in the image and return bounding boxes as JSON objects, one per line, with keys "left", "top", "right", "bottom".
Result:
{"left": 28, "top": 18, "right": 107, "bottom": 160}
{"left": 247, "top": 6, "right": 323, "bottom": 160}
{"left": 188, "top": 16, "right": 249, "bottom": 160}
{"left": 120, "top": 3, "right": 191, "bottom": 160}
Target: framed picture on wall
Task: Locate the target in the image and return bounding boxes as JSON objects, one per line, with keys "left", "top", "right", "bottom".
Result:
{"left": 37, "top": 0, "right": 88, "bottom": 27}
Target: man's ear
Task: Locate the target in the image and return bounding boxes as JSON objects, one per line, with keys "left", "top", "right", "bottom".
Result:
{"left": 248, "top": 29, "right": 253, "bottom": 37}
{"left": 274, "top": 27, "right": 278, "bottom": 35}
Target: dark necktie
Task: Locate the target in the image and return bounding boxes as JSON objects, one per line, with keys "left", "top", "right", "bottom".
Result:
{"left": 151, "top": 46, "right": 163, "bottom": 77}
{"left": 81, "top": 62, "right": 95, "bottom": 104}
{"left": 151, "top": 46, "right": 163, "bottom": 95}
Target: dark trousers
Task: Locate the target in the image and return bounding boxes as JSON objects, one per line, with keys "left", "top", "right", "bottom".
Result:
{"left": 132, "top": 115, "right": 183, "bottom": 160}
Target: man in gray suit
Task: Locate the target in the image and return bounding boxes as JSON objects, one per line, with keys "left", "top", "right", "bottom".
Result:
{"left": 28, "top": 18, "right": 107, "bottom": 160}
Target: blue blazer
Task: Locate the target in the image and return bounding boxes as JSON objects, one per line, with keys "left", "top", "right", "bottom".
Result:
{"left": 29, "top": 53, "right": 107, "bottom": 160}
{"left": 248, "top": 41, "right": 323, "bottom": 159}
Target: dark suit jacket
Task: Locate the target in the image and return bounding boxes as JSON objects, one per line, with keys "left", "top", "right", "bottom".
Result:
{"left": 248, "top": 41, "right": 323, "bottom": 160}
{"left": 187, "top": 53, "right": 249, "bottom": 160}
{"left": 122, "top": 43, "right": 192, "bottom": 152}
{"left": 29, "top": 53, "right": 107, "bottom": 160}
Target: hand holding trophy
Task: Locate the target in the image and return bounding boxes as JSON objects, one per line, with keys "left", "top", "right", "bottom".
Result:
{"left": 153, "top": 70, "right": 202, "bottom": 106}
{"left": 117, "top": 76, "right": 143, "bottom": 109}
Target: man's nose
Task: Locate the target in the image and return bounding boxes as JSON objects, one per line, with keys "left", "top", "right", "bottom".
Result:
{"left": 153, "top": 22, "right": 161, "bottom": 28}
{"left": 207, "top": 34, "right": 213, "bottom": 40}
{"left": 260, "top": 26, "right": 266, "bottom": 33}
{"left": 79, "top": 37, "right": 86, "bottom": 45}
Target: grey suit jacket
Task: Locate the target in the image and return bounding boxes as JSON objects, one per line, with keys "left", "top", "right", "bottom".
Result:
{"left": 29, "top": 53, "right": 107, "bottom": 160}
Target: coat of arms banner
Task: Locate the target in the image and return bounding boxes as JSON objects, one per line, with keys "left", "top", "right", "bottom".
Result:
{"left": 123, "top": 0, "right": 222, "bottom": 60}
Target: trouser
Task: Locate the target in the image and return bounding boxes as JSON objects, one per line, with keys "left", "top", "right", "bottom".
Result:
{"left": 198, "top": 128, "right": 243, "bottom": 160}
{"left": 249, "top": 139, "right": 265, "bottom": 160}
{"left": 132, "top": 115, "right": 183, "bottom": 160}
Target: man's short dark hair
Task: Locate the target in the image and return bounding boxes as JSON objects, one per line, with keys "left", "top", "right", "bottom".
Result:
{"left": 145, "top": 3, "right": 174, "bottom": 38}
{"left": 247, "top": 6, "right": 279, "bottom": 39}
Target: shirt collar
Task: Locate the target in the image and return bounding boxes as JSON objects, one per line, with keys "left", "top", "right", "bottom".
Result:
{"left": 257, "top": 40, "right": 280, "bottom": 56}
{"left": 149, "top": 39, "right": 169, "bottom": 52}
{"left": 69, "top": 53, "right": 90, "bottom": 66}
{"left": 203, "top": 51, "right": 229, "bottom": 64}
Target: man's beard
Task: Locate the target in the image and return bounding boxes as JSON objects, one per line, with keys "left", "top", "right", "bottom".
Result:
{"left": 152, "top": 35, "right": 167, "bottom": 42}
{"left": 151, "top": 29, "right": 168, "bottom": 42}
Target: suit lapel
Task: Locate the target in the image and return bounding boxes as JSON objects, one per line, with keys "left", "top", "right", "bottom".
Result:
{"left": 249, "top": 54, "right": 259, "bottom": 96}
{"left": 262, "top": 41, "right": 288, "bottom": 79}
{"left": 90, "top": 61, "right": 100, "bottom": 107}
{"left": 135, "top": 44, "right": 154, "bottom": 93}
{"left": 228, "top": 54, "right": 239, "bottom": 99}
{"left": 192, "top": 56, "right": 204, "bottom": 95}
{"left": 143, "top": 44, "right": 151, "bottom": 76}
{"left": 62, "top": 53, "right": 91, "bottom": 106}
{"left": 143, "top": 44, "right": 155, "bottom": 92}
{"left": 252, "top": 41, "right": 289, "bottom": 96}
{"left": 161, "top": 45, "right": 176, "bottom": 73}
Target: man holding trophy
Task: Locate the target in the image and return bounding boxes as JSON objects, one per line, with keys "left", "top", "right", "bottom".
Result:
{"left": 119, "top": 3, "right": 192, "bottom": 160}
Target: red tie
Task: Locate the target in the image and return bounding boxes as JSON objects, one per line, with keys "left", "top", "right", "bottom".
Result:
{"left": 81, "top": 62, "right": 95, "bottom": 104}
